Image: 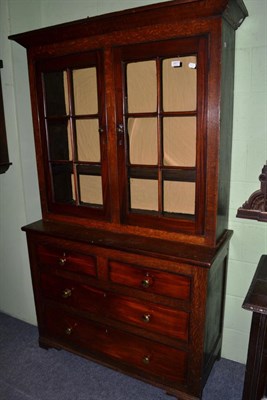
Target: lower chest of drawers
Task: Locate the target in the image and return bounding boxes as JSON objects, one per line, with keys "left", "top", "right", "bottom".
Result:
{"left": 25, "top": 229, "right": 229, "bottom": 400}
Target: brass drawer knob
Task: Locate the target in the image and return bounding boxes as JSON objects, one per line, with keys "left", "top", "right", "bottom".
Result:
{"left": 142, "top": 313, "right": 151, "bottom": 323}
{"left": 62, "top": 288, "right": 72, "bottom": 299}
{"left": 65, "top": 327, "right": 73, "bottom": 335}
{"left": 142, "top": 355, "right": 150, "bottom": 365}
{"left": 59, "top": 257, "right": 67, "bottom": 266}
{"left": 141, "top": 278, "right": 151, "bottom": 288}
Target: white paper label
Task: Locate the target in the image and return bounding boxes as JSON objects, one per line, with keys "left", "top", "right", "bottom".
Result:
{"left": 188, "top": 62, "right": 197, "bottom": 69}
{"left": 171, "top": 60, "right": 182, "bottom": 68}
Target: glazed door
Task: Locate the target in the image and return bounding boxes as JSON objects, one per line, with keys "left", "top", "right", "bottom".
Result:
{"left": 114, "top": 36, "right": 208, "bottom": 234}
{"left": 35, "top": 50, "right": 110, "bottom": 220}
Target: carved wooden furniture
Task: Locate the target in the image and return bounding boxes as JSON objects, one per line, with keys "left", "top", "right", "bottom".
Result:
{"left": 237, "top": 164, "right": 267, "bottom": 222}
{"left": 242, "top": 255, "right": 267, "bottom": 400}
{"left": 9, "top": 1, "right": 248, "bottom": 399}
{"left": 0, "top": 60, "right": 11, "bottom": 173}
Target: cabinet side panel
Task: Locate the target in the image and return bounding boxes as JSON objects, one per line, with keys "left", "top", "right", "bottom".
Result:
{"left": 216, "top": 22, "right": 236, "bottom": 240}
{"left": 24, "top": 232, "right": 44, "bottom": 333}
{"left": 203, "top": 251, "right": 228, "bottom": 383}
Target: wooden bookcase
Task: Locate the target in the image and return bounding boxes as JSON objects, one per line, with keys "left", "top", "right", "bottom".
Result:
{"left": 9, "top": 1, "right": 248, "bottom": 399}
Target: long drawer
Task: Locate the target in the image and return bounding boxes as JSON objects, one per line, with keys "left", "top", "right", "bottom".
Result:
{"left": 41, "top": 273, "right": 189, "bottom": 342}
{"left": 43, "top": 306, "right": 188, "bottom": 385}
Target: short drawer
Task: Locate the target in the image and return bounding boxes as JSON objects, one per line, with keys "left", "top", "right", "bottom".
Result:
{"left": 41, "top": 273, "right": 104, "bottom": 314}
{"left": 41, "top": 273, "right": 189, "bottom": 341}
{"left": 109, "top": 260, "right": 191, "bottom": 301}
{"left": 36, "top": 244, "right": 97, "bottom": 277}
{"left": 43, "top": 306, "right": 188, "bottom": 385}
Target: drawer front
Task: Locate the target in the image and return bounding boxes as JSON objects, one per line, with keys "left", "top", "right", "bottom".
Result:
{"left": 109, "top": 260, "right": 191, "bottom": 301}
{"left": 43, "top": 306, "right": 188, "bottom": 385}
{"left": 41, "top": 273, "right": 189, "bottom": 341}
{"left": 106, "top": 295, "right": 189, "bottom": 341}
{"left": 41, "top": 273, "right": 105, "bottom": 314}
{"left": 36, "top": 244, "right": 97, "bottom": 277}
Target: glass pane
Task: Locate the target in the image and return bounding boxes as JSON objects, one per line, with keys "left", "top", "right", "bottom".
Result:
{"left": 127, "top": 60, "right": 157, "bottom": 113}
{"left": 128, "top": 118, "right": 157, "bottom": 165}
{"left": 47, "top": 120, "right": 71, "bottom": 161}
{"left": 79, "top": 175, "right": 103, "bottom": 205}
{"left": 163, "top": 117, "right": 196, "bottom": 167}
{"left": 164, "top": 181, "right": 195, "bottom": 215}
{"left": 51, "top": 164, "right": 74, "bottom": 204}
{"left": 163, "top": 56, "right": 197, "bottom": 112}
{"left": 130, "top": 178, "right": 158, "bottom": 211}
{"left": 43, "top": 71, "right": 69, "bottom": 117}
{"left": 73, "top": 68, "right": 98, "bottom": 115}
{"left": 76, "top": 119, "right": 100, "bottom": 162}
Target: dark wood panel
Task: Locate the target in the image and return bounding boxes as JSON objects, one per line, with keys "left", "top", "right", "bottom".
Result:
{"left": 242, "top": 255, "right": 267, "bottom": 400}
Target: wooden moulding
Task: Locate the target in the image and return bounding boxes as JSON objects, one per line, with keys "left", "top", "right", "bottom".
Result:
{"left": 237, "top": 163, "right": 267, "bottom": 222}
{"left": 8, "top": 0, "right": 248, "bottom": 48}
